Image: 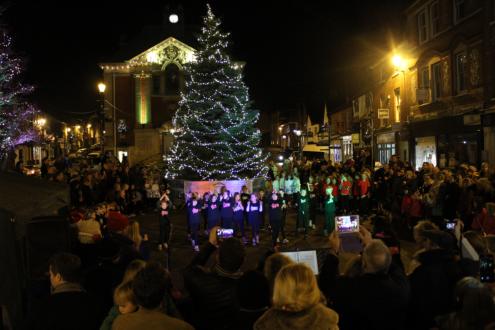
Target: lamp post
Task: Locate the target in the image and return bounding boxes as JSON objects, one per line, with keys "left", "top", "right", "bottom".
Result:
{"left": 293, "top": 129, "right": 303, "bottom": 160}
{"left": 391, "top": 53, "right": 409, "bottom": 164}
{"left": 35, "top": 117, "right": 47, "bottom": 162}
{"left": 391, "top": 54, "right": 407, "bottom": 122}
{"left": 97, "top": 82, "right": 106, "bottom": 155}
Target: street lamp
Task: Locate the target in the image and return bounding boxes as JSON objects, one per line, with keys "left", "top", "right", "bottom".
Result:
{"left": 97, "top": 82, "right": 106, "bottom": 154}
{"left": 36, "top": 118, "right": 46, "bottom": 128}
{"left": 98, "top": 83, "right": 106, "bottom": 93}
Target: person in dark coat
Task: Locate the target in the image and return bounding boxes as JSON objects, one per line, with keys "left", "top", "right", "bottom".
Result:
{"left": 268, "top": 192, "right": 283, "bottom": 247}
{"left": 220, "top": 191, "right": 234, "bottom": 229}
{"left": 183, "top": 228, "right": 246, "bottom": 330}
{"left": 188, "top": 196, "right": 203, "bottom": 252}
{"left": 207, "top": 194, "right": 221, "bottom": 230}
{"left": 407, "top": 229, "right": 462, "bottom": 330}
{"left": 237, "top": 270, "right": 270, "bottom": 330}
{"left": 246, "top": 194, "right": 263, "bottom": 246}
{"left": 26, "top": 253, "right": 104, "bottom": 330}
{"left": 232, "top": 193, "right": 245, "bottom": 239}
{"left": 319, "top": 229, "right": 410, "bottom": 330}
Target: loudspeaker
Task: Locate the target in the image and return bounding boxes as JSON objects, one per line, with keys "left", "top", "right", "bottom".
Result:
{"left": 0, "top": 209, "right": 22, "bottom": 329}
{"left": 25, "top": 216, "right": 71, "bottom": 281}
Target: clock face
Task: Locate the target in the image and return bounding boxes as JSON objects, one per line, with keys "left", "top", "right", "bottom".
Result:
{"left": 164, "top": 46, "right": 179, "bottom": 60}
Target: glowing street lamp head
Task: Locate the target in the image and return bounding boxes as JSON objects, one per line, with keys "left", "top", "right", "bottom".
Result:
{"left": 36, "top": 118, "right": 46, "bottom": 127}
{"left": 98, "top": 82, "right": 106, "bottom": 93}
{"left": 391, "top": 54, "right": 407, "bottom": 71}
{"left": 75, "top": 125, "right": 81, "bottom": 130}
{"left": 87, "top": 124, "right": 92, "bottom": 129}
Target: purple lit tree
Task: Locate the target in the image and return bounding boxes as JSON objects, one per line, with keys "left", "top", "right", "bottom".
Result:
{"left": 0, "top": 29, "right": 39, "bottom": 167}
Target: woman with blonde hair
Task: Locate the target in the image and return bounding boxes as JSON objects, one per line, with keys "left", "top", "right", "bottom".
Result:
{"left": 263, "top": 253, "right": 293, "bottom": 292}
{"left": 255, "top": 263, "right": 339, "bottom": 329}
{"left": 126, "top": 220, "right": 147, "bottom": 254}
{"left": 100, "top": 260, "right": 146, "bottom": 330}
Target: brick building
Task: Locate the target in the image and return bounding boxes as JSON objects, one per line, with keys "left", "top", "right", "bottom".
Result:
{"left": 99, "top": 11, "right": 196, "bottom": 165}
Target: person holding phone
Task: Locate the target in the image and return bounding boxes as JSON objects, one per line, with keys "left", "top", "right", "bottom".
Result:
{"left": 324, "top": 187, "right": 336, "bottom": 236}
{"left": 247, "top": 193, "right": 263, "bottom": 246}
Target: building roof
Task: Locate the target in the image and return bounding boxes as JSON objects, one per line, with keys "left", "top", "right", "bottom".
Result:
{"left": 107, "top": 22, "right": 199, "bottom": 63}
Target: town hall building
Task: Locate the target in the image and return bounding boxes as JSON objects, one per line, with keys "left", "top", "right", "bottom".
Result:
{"left": 99, "top": 10, "right": 196, "bottom": 165}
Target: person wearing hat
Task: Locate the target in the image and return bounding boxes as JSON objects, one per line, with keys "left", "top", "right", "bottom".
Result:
{"left": 407, "top": 229, "right": 462, "bottom": 330}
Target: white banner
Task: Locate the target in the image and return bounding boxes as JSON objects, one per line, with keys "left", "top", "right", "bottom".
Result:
{"left": 183, "top": 180, "right": 253, "bottom": 196}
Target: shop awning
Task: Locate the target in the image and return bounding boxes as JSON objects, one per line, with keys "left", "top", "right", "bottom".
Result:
{"left": 303, "top": 144, "right": 329, "bottom": 153}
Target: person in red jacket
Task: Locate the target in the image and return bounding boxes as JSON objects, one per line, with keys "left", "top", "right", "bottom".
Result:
{"left": 339, "top": 174, "right": 352, "bottom": 214}
{"left": 401, "top": 190, "right": 423, "bottom": 229}
{"left": 472, "top": 202, "right": 495, "bottom": 235}
{"left": 107, "top": 203, "right": 130, "bottom": 233}
{"left": 358, "top": 173, "right": 371, "bottom": 215}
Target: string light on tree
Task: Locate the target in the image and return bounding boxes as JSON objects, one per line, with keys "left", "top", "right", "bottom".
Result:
{"left": 0, "top": 30, "right": 39, "bottom": 159}
{"left": 164, "top": 4, "right": 268, "bottom": 180}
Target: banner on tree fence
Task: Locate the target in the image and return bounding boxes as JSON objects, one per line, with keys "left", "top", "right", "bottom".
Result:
{"left": 183, "top": 180, "right": 253, "bottom": 196}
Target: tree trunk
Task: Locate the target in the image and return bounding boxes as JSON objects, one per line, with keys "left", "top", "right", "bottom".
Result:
{"left": 0, "top": 151, "right": 15, "bottom": 172}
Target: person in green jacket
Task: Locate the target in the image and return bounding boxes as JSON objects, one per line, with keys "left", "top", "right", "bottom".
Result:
{"left": 297, "top": 188, "right": 310, "bottom": 239}
{"left": 324, "top": 186, "right": 336, "bottom": 236}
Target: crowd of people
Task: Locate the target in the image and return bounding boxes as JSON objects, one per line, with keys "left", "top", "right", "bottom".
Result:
{"left": 20, "top": 151, "right": 495, "bottom": 329}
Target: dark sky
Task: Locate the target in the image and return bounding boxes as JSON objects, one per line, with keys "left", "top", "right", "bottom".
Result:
{"left": 3, "top": 0, "right": 409, "bottom": 122}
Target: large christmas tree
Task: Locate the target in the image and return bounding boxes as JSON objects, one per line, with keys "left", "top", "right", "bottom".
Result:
{"left": 164, "top": 5, "right": 267, "bottom": 180}
{"left": 0, "top": 29, "right": 38, "bottom": 161}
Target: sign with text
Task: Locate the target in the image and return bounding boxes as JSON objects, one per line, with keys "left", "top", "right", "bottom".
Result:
{"left": 377, "top": 108, "right": 390, "bottom": 119}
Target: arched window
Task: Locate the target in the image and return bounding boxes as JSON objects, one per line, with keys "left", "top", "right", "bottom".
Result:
{"left": 165, "top": 63, "right": 180, "bottom": 95}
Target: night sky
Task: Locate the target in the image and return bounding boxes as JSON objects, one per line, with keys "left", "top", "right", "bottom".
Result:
{"left": 3, "top": 0, "right": 409, "bottom": 122}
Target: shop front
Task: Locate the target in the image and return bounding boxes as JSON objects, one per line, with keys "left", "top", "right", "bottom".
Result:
{"left": 415, "top": 136, "right": 437, "bottom": 169}
{"left": 329, "top": 139, "right": 342, "bottom": 163}
{"left": 342, "top": 135, "right": 353, "bottom": 161}
{"left": 410, "top": 115, "right": 482, "bottom": 170}
{"left": 376, "top": 132, "right": 396, "bottom": 165}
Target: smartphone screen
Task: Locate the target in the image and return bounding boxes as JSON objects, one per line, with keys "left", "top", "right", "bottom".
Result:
{"left": 445, "top": 222, "right": 455, "bottom": 231}
{"left": 335, "top": 215, "right": 360, "bottom": 234}
{"left": 480, "top": 255, "right": 495, "bottom": 283}
{"left": 216, "top": 228, "right": 234, "bottom": 239}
